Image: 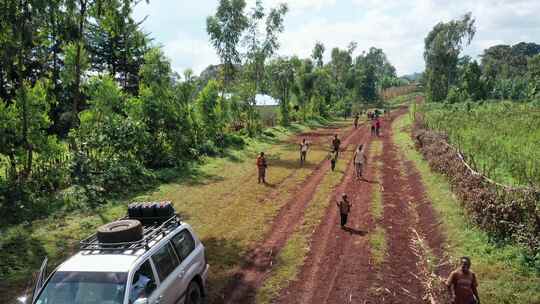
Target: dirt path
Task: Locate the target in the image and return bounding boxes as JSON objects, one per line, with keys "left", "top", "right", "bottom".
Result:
{"left": 276, "top": 110, "right": 447, "bottom": 304}
{"left": 217, "top": 123, "right": 368, "bottom": 304}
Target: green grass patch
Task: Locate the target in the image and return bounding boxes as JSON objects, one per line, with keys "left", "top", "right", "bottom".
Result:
{"left": 420, "top": 101, "right": 540, "bottom": 187}
{"left": 0, "top": 119, "right": 352, "bottom": 302}
{"left": 393, "top": 112, "right": 540, "bottom": 304}
{"left": 369, "top": 139, "right": 383, "bottom": 221}
{"left": 256, "top": 150, "right": 351, "bottom": 304}
{"left": 370, "top": 226, "right": 388, "bottom": 266}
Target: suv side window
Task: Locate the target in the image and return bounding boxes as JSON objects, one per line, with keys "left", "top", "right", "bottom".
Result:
{"left": 129, "top": 260, "right": 157, "bottom": 303}
{"left": 171, "top": 229, "right": 195, "bottom": 261}
{"left": 152, "top": 243, "right": 180, "bottom": 282}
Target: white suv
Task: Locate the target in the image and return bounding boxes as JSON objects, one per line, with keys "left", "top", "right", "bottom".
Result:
{"left": 20, "top": 202, "right": 209, "bottom": 304}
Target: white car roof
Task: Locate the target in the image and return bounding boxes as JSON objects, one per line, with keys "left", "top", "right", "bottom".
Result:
{"left": 57, "top": 252, "right": 141, "bottom": 273}
{"left": 56, "top": 223, "right": 193, "bottom": 273}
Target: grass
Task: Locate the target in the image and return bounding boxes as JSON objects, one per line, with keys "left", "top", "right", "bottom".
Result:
{"left": 0, "top": 118, "right": 352, "bottom": 302}
{"left": 367, "top": 137, "right": 387, "bottom": 266}
{"left": 393, "top": 112, "right": 540, "bottom": 304}
{"left": 420, "top": 101, "right": 540, "bottom": 187}
{"left": 369, "top": 139, "right": 383, "bottom": 221}
{"left": 385, "top": 91, "right": 423, "bottom": 109}
{"left": 256, "top": 149, "right": 352, "bottom": 304}
{"left": 370, "top": 226, "right": 388, "bottom": 266}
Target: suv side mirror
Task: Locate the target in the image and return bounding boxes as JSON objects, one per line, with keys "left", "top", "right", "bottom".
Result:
{"left": 133, "top": 298, "right": 148, "bottom": 304}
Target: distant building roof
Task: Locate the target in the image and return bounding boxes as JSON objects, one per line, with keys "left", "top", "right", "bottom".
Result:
{"left": 256, "top": 94, "right": 278, "bottom": 106}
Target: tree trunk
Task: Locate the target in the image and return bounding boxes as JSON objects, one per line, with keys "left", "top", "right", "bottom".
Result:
{"left": 73, "top": 0, "right": 87, "bottom": 130}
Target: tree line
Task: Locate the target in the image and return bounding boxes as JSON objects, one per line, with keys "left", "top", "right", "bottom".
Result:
{"left": 423, "top": 12, "right": 540, "bottom": 103}
{"left": 0, "top": 0, "right": 400, "bottom": 224}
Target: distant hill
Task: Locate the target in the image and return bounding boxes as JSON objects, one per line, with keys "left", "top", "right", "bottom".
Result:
{"left": 400, "top": 72, "right": 423, "bottom": 82}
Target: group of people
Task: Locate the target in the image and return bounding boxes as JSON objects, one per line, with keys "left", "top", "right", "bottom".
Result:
{"left": 256, "top": 114, "right": 481, "bottom": 304}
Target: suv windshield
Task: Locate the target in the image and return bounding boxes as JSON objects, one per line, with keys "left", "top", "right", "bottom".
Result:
{"left": 35, "top": 271, "right": 127, "bottom": 304}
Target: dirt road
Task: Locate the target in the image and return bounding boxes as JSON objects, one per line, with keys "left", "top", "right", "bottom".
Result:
{"left": 219, "top": 122, "right": 369, "bottom": 303}
{"left": 218, "top": 109, "right": 447, "bottom": 304}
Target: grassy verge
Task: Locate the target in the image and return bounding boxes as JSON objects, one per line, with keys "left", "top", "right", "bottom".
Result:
{"left": 0, "top": 118, "right": 351, "bottom": 302}
{"left": 368, "top": 138, "right": 387, "bottom": 266}
{"left": 370, "top": 139, "right": 383, "bottom": 221}
{"left": 392, "top": 113, "right": 540, "bottom": 304}
{"left": 255, "top": 149, "right": 352, "bottom": 304}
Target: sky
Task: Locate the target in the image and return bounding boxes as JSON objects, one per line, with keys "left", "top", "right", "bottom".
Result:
{"left": 133, "top": 0, "right": 540, "bottom": 77}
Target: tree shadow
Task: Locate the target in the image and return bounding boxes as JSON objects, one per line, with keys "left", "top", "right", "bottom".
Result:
{"left": 343, "top": 226, "right": 368, "bottom": 236}
{"left": 0, "top": 231, "right": 48, "bottom": 302}
{"left": 201, "top": 237, "right": 249, "bottom": 303}
{"left": 267, "top": 157, "right": 318, "bottom": 170}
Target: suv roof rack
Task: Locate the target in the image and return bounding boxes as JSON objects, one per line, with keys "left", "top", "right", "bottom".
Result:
{"left": 79, "top": 215, "right": 181, "bottom": 253}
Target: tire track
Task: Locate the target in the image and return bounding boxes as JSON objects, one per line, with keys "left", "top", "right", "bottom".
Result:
{"left": 216, "top": 122, "right": 365, "bottom": 304}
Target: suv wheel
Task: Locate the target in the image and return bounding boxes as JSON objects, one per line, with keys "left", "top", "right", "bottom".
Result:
{"left": 185, "top": 281, "right": 202, "bottom": 304}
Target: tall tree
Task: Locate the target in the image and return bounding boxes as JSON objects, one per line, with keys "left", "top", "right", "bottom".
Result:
{"left": 87, "top": 0, "right": 149, "bottom": 95}
{"left": 242, "top": 0, "right": 287, "bottom": 131}
{"left": 312, "top": 41, "right": 325, "bottom": 68}
{"left": 206, "top": 0, "right": 249, "bottom": 96}
{"left": 268, "top": 57, "right": 295, "bottom": 125}
{"left": 424, "top": 12, "right": 476, "bottom": 102}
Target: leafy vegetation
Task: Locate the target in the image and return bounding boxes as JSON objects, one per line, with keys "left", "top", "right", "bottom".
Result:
{"left": 0, "top": 0, "right": 402, "bottom": 226}
{"left": 423, "top": 12, "right": 540, "bottom": 104}
{"left": 394, "top": 113, "right": 540, "bottom": 304}
{"left": 420, "top": 101, "right": 540, "bottom": 187}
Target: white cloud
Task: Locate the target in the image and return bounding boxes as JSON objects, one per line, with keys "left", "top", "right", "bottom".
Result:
{"left": 134, "top": 0, "right": 540, "bottom": 76}
{"left": 163, "top": 35, "right": 218, "bottom": 75}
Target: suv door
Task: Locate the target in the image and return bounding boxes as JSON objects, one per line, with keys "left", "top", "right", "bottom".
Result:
{"left": 170, "top": 229, "right": 203, "bottom": 301}
{"left": 151, "top": 243, "right": 180, "bottom": 304}
{"left": 128, "top": 260, "right": 158, "bottom": 304}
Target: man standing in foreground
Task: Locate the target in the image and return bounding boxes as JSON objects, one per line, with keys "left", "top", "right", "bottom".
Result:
{"left": 446, "top": 257, "right": 480, "bottom": 304}
{"left": 256, "top": 152, "right": 268, "bottom": 184}
{"left": 336, "top": 193, "right": 351, "bottom": 228}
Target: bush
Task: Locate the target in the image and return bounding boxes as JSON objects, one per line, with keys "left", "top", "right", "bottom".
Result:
{"left": 200, "top": 139, "right": 219, "bottom": 156}
{"left": 222, "top": 133, "right": 245, "bottom": 148}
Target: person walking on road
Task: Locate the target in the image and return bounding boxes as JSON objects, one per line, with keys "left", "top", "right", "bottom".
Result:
{"left": 375, "top": 118, "right": 381, "bottom": 137}
{"left": 329, "top": 149, "right": 338, "bottom": 171}
{"left": 353, "top": 144, "right": 367, "bottom": 179}
{"left": 446, "top": 257, "right": 480, "bottom": 304}
{"left": 256, "top": 152, "right": 268, "bottom": 184}
{"left": 336, "top": 193, "right": 351, "bottom": 228}
{"left": 299, "top": 138, "right": 310, "bottom": 166}
{"left": 371, "top": 119, "right": 376, "bottom": 136}
{"left": 332, "top": 134, "right": 341, "bottom": 158}
{"left": 353, "top": 113, "right": 360, "bottom": 129}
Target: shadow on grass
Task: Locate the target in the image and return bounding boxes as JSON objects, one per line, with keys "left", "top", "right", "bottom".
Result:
{"left": 343, "top": 226, "right": 368, "bottom": 236}
{"left": 266, "top": 157, "right": 318, "bottom": 170}
{"left": 202, "top": 237, "right": 248, "bottom": 304}
{"left": 0, "top": 232, "right": 47, "bottom": 283}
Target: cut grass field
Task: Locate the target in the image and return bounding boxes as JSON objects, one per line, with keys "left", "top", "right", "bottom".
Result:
{"left": 0, "top": 118, "right": 353, "bottom": 303}
{"left": 393, "top": 112, "right": 540, "bottom": 304}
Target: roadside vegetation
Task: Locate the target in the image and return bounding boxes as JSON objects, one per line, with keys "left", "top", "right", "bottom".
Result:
{"left": 0, "top": 117, "right": 349, "bottom": 299}
{"left": 420, "top": 101, "right": 540, "bottom": 187}
{"left": 394, "top": 113, "right": 540, "bottom": 303}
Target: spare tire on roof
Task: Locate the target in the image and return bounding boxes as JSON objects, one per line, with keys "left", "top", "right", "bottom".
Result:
{"left": 97, "top": 219, "right": 143, "bottom": 244}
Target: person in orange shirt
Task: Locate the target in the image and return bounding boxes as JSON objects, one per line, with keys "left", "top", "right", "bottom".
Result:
{"left": 256, "top": 152, "right": 268, "bottom": 184}
{"left": 446, "top": 257, "right": 480, "bottom": 304}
